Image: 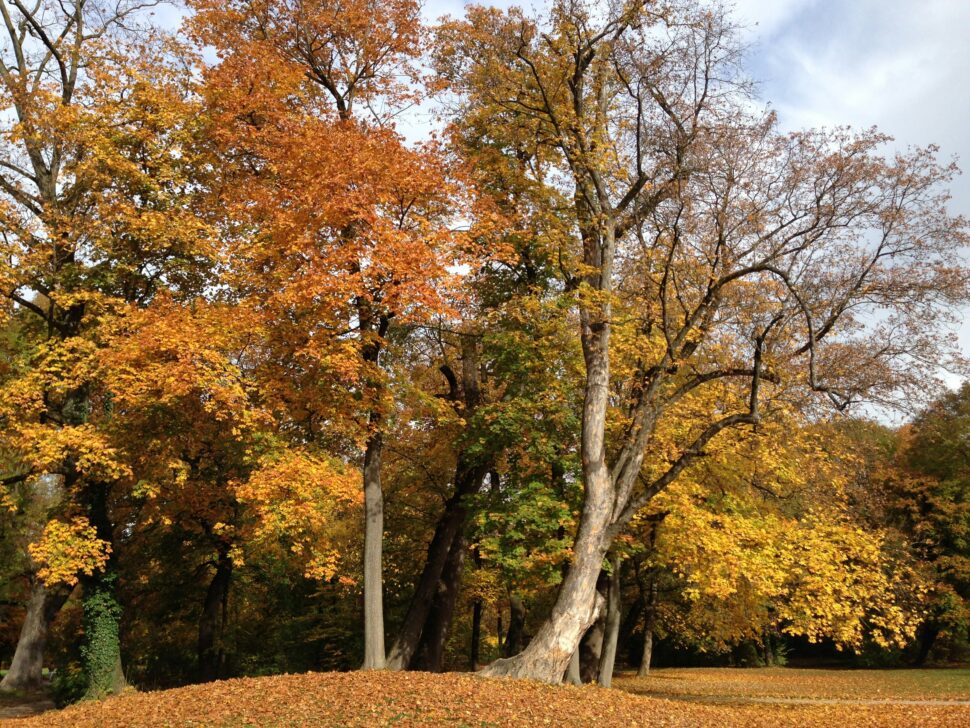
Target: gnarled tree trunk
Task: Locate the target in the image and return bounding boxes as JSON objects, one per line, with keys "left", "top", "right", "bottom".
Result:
{"left": 387, "top": 339, "right": 485, "bottom": 670}
{"left": 410, "top": 533, "right": 465, "bottom": 672}
{"left": 0, "top": 581, "right": 70, "bottom": 692}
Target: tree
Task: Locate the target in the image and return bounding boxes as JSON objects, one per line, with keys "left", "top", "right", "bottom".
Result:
{"left": 436, "top": 0, "right": 969, "bottom": 682}
{"left": 190, "top": 0, "right": 466, "bottom": 670}
{"left": 0, "top": 1, "right": 215, "bottom": 695}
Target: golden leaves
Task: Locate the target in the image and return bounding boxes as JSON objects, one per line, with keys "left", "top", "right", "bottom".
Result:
{"left": 28, "top": 516, "right": 111, "bottom": 587}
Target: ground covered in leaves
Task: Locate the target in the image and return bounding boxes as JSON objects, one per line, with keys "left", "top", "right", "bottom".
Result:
{"left": 616, "top": 666, "right": 970, "bottom": 702}
{"left": 3, "top": 669, "right": 970, "bottom": 727}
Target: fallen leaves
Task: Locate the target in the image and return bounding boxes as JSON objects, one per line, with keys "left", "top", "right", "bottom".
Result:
{"left": 6, "top": 670, "right": 970, "bottom": 727}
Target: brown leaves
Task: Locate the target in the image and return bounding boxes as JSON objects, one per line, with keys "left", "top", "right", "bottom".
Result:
{"left": 7, "top": 670, "right": 969, "bottom": 727}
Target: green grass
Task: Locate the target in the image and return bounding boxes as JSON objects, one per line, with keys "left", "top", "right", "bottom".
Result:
{"left": 616, "top": 667, "right": 970, "bottom": 701}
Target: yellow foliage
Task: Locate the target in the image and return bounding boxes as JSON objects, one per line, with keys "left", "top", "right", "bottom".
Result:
{"left": 29, "top": 516, "right": 112, "bottom": 587}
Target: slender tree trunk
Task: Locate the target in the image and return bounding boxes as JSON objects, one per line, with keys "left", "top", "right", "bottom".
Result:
{"left": 579, "top": 617, "right": 605, "bottom": 684}
{"left": 470, "top": 544, "right": 483, "bottom": 671}
{"left": 598, "top": 555, "right": 622, "bottom": 688}
{"left": 411, "top": 534, "right": 466, "bottom": 672}
{"left": 470, "top": 599, "right": 482, "bottom": 671}
{"left": 198, "top": 548, "right": 232, "bottom": 683}
{"left": 637, "top": 578, "right": 658, "bottom": 678}
{"left": 386, "top": 464, "right": 486, "bottom": 669}
{"left": 481, "top": 220, "right": 615, "bottom": 682}
{"left": 0, "top": 581, "right": 70, "bottom": 692}
{"left": 503, "top": 594, "right": 526, "bottom": 658}
{"left": 564, "top": 649, "right": 582, "bottom": 685}
{"left": 361, "top": 428, "right": 386, "bottom": 670}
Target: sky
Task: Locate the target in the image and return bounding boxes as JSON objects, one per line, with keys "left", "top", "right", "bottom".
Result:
{"left": 155, "top": 0, "right": 970, "bottom": 380}
{"left": 421, "top": 0, "right": 970, "bottom": 379}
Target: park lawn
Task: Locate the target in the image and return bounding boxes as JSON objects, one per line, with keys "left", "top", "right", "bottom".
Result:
{"left": 615, "top": 666, "right": 970, "bottom": 701}
{"left": 2, "top": 670, "right": 970, "bottom": 727}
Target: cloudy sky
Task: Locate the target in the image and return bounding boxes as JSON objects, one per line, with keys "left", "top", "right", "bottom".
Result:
{"left": 422, "top": 0, "right": 970, "bottom": 372}
{"left": 157, "top": 0, "right": 970, "bottom": 373}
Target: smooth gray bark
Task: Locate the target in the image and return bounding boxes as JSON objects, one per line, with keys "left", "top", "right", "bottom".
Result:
{"left": 361, "top": 429, "right": 386, "bottom": 670}
{"left": 597, "top": 555, "right": 622, "bottom": 688}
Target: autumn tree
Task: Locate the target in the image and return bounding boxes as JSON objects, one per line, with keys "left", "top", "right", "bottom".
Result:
{"left": 436, "top": 0, "right": 969, "bottom": 682}
{"left": 189, "top": 0, "right": 466, "bottom": 670}
{"left": 0, "top": 0, "right": 216, "bottom": 693}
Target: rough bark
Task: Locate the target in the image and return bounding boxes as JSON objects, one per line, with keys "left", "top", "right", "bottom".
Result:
{"left": 411, "top": 533, "right": 466, "bottom": 672}
{"left": 503, "top": 594, "right": 526, "bottom": 658}
{"left": 198, "top": 548, "right": 232, "bottom": 683}
{"left": 387, "top": 340, "right": 485, "bottom": 670}
{"left": 361, "top": 427, "right": 386, "bottom": 670}
{"left": 598, "top": 555, "right": 622, "bottom": 688}
{"left": 0, "top": 581, "right": 70, "bottom": 692}
{"left": 386, "top": 461, "right": 485, "bottom": 669}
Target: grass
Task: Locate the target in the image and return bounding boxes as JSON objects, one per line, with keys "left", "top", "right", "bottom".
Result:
{"left": 1, "top": 669, "right": 968, "bottom": 727}
{"left": 616, "top": 666, "right": 970, "bottom": 701}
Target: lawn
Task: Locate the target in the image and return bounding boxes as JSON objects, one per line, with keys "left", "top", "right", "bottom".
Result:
{"left": 1, "top": 669, "right": 969, "bottom": 727}
{"left": 616, "top": 666, "right": 970, "bottom": 702}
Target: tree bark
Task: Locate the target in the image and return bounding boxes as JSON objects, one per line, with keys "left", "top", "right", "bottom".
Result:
{"left": 80, "top": 481, "right": 125, "bottom": 699}
{"left": 598, "top": 555, "right": 622, "bottom": 688}
{"left": 579, "top": 616, "right": 605, "bottom": 684}
{"left": 411, "top": 533, "right": 466, "bottom": 672}
{"left": 481, "top": 216, "right": 616, "bottom": 682}
{"left": 503, "top": 594, "right": 526, "bottom": 658}
{"left": 564, "top": 648, "right": 582, "bottom": 685}
{"left": 637, "top": 578, "right": 658, "bottom": 678}
{"left": 0, "top": 581, "right": 70, "bottom": 692}
{"left": 386, "top": 462, "right": 486, "bottom": 669}
{"left": 387, "top": 339, "right": 485, "bottom": 670}
{"left": 198, "top": 548, "right": 232, "bottom": 683}
{"left": 361, "top": 428, "right": 386, "bottom": 670}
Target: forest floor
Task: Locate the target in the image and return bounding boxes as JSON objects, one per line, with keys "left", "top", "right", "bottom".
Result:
{"left": 1, "top": 668, "right": 969, "bottom": 726}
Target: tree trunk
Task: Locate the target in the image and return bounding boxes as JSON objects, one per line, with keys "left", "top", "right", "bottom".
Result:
{"left": 81, "top": 481, "right": 125, "bottom": 699}
{"left": 388, "top": 336, "right": 485, "bottom": 670}
{"left": 470, "top": 598, "right": 482, "bottom": 671}
{"left": 198, "top": 548, "right": 232, "bottom": 683}
{"left": 361, "top": 428, "right": 386, "bottom": 670}
{"left": 481, "top": 215, "right": 615, "bottom": 682}
{"left": 386, "top": 463, "right": 486, "bottom": 670}
{"left": 564, "top": 648, "right": 582, "bottom": 685}
{"left": 480, "top": 469, "right": 612, "bottom": 682}
{"left": 914, "top": 622, "right": 939, "bottom": 666}
{"left": 503, "top": 594, "right": 526, "bottom": 658}
{"left": 0, "top": 581, "right": 70, "bottom": 692}
{"left": 411, "top": 533, "right": 466, "bottom": 672}
{"left": 598, "top": 555, "right": 622, "bottom": 688}
{"left": 637, "top": 578, "right": 658, "bottom": 678}
{"left": 469, "top": 542, "right": 483, "bottom": 671}
{"left": 579, "top": 617, "right": 604, "bottom": 684}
